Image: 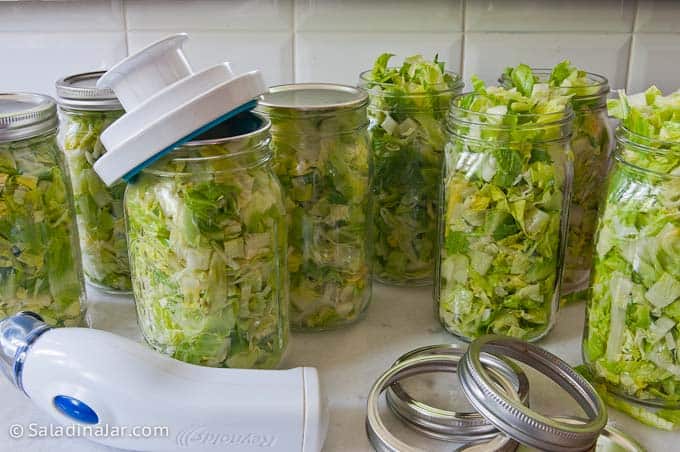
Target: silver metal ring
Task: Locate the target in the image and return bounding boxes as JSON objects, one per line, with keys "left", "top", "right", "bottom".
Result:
{"left": 459, "top": 336, "right": 608, "bottom": 452}
{"left": 367, "top": 354, "right": 525, "bottom": 452}
{"left": 453, "top": 417, "right": 645, "bottom": 452}
{"left": 385, "top": 344, "right": 530, "bottom": 442}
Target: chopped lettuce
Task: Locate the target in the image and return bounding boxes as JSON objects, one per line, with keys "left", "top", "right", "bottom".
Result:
{"left": 501, "top": 61, "right": 612, "bottom": 295}
{"left": 125, "top": 118, "right": 288, "bottom": 368}
{"left": 59, "top": 109, "right": 131, "bottom": 292}
{"left": 437, "top": 77, "right": 572, "bottom": 340}
{"left": 360, "top": 54, "right": 463, "bottom": 285}
{"left": 0, "top": 133, "right": 85, "bottom": 326}
{"left": 257, "top": 102, "right": 372, "bottom": 330}
{"left": 583, "top": 86, "right": 680, "bottom": 405}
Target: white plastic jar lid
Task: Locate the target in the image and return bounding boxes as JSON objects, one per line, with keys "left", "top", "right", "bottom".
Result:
{"left": 92, "top": 33, "right": 266, "bottom": 186}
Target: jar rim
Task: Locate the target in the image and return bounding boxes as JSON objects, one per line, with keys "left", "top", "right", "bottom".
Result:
{"left": 141, "top": 112, "right": 271, "bottom": 176}
{"left": 614, "top": 126, "right": 680, "bottom": 179}
{"left": 358, "top": 69, "right": 464, "bottom": 97}
{"left": 498, "top": 68, "right": 610, "bottom": 101}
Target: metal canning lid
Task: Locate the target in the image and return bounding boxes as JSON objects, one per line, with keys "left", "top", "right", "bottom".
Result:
{"left": 0, "top": 92, "right": 58, "bottom": 143}
{"left": 55, "top": 71, "right": 122, "bottom": 111}
{"left": 386, "top": 344, "right": 530, "bottom": 442}
{"left": 366, "top": 354, "right": 526, "bottom": 452}
{"left": 258, "top": 83, "right": 368, "bottom": 112}
{"left": 458, "top": 336, "right": 608, "bottom": 452}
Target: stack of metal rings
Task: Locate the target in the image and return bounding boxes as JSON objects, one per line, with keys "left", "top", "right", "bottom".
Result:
{"left": 366, "top": 336, "right": 646, "bottom": 452}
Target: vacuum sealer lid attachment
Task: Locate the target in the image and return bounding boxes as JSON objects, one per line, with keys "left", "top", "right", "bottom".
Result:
{"left": 93, "top": 33, "right": 267, "bottom": 186}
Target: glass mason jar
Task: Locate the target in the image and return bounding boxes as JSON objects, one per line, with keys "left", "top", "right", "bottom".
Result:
{"left": 125, "top": 112, "right": 289, "bottom": 369}
{"left": 0, "top": 93, "right": 85, "bottom": 326}
{"left": 436, "top": 94, "right": 573, "bottom": 342}
{"left": 256, "top": 84, "right": 372, "bottom": 331}
{"left": 56, "top": 72, "right": 130, "bottom": 293}
{"left": 359, "top": 71, "right": 464, "bottom": 286}
{"left": 499, "top": 70, "right": 612, "bottom": 298}
{"left": 583, "top": 127, "right": 680, "bottom": 406}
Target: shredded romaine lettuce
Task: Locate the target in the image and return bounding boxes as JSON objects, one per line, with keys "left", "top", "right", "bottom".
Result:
{"left": 258, "top": 103, "right": 372, "bottom": 330}
{"left": 360, "top": 54, "right": 463, "bottom": 285}
{"left": 501, "top": 61, "right": 612, "bottom": 296}
{"left": 0, "top": 133, "right": 85, "bottom": 326}
{"left": 126, "top": 117, "right": 288, "bottom": 368}
{"left": 437, "top": 77, "right": 572, "bottom": 340}
{"left": 59, "top": 109, "right": 131, "bottom": 292}
{"left": 583, "top": 86, "right": 680, "bottom": 405}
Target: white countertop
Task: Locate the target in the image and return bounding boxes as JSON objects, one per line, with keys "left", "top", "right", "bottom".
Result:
{"left": 1, "top": 284, "right": 678, "bottom": 451}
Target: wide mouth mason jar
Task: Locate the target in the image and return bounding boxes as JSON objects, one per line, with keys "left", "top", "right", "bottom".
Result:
{"left": 256, "top": 84, "right": 372, "bottom": 331}
{"left": 359, "top": 70, "right": 464, "bottom": 286}
{"left": 56, "top": 71, "right": 130, "bottom": 293}
{"left": 125, "top": 112, "right": 289, "bottom": 369}
{"left": 0, "top": 93, "right": 86, "bottom": 326}
{"left": 583, "top": 126, "right": 680, "bottom": 407}
{"left": 499, "top": 69, "right": 612, "bottom": 299}
{"left": 436, "top": 93, "right": 573, "bottom": 342}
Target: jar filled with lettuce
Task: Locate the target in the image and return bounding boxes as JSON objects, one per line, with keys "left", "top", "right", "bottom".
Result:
{"left": 583, "top": 87, "right": 680, "bottom": 407}
{"left": 0, "top": 93, "right": 85, "bottom": 326}
{"left": 56, "top": 72, "right": 130, "bottom": 293}
{"left": 437, "top": 78, "right": 573, "bottom": 342}
{"left": 359, "top": 54, "right": 464, "bottom": 286}
{"left": 500, "top": 62, "right": 612, "bottom": 298}
{"left": 256, "top": 84, "right": 372, "bottom": 331}
{"left": 125, "top": 112, "right": 289, "bottom": 369}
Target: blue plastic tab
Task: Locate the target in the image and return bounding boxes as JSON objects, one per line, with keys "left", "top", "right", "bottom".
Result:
{"left": 122, "top": 99, "right": 258, "bottom": 183}
{"left": 54, "top": 395, "right": 99, "bottom": 425}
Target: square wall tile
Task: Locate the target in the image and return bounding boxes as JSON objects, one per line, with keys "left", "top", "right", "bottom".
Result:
{"left": 125, "top": 0, "right": 292, "bottom": 31}
{"left": 463, "top": 33, "right": 631, "bottom": 90}
{"left": 295, "top": 32, "right": 463, "bottom": 85}
{"left": 0, "top": 0, "right": 123, "bottom": 32}
{"left": 636, "top": 0, "right": 680, "bottom": 32}
{"left": 628, "top": 34, "right": 680, "bottom": 93}
{"left": 127, "top": 31, "right": 293, "bottom": 85}
{"left": 466, "top": 0, "right": 635, "bottom": 32}
{"left": 295, "top": 0, "right": 462, "bottom": 32}
{"left": 1, "top": 32, "right": 127, "bottom": 96}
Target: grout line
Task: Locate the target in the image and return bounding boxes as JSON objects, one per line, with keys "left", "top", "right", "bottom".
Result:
{"left": 291, "top": 0, "right": 296, "bottom": 83}
{"left": 460, "top": 0, "right": 466, "bottom": 80}
{"left": 624, "top": 0, "right": 639, "bottom": 91}
{"left": 121, "top": 0, "right": 130, "bottom": 55}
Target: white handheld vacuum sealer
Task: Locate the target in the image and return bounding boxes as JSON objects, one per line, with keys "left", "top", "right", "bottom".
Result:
{"left": 0, "top": 312, "right": 328, "bottom": 452}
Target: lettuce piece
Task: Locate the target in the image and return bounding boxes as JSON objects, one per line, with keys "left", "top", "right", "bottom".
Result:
{"left": 583, "top": 86, "right": 680, "bottom": 405}
{"left": 256, "top": 100, "right": 372, "bottom": 330}
{"left": 501, "top": 60, "right": 612, "bottom": 296}
{"left": 126, "top": 117, "right": 288, "bottom": 369}
{"left": 360, "top": 53, "right": 463, "bottom": 285}
{"left": 58, "top": 108, "right": 131, "bottom": 292}
{"left": 437, "top": 77, "right": 572, "bottom": 341}
{"left": 0, "top": 133, "right": 85, "bottom": 326}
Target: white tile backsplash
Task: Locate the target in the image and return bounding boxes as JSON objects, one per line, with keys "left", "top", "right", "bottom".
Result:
{"left": 295, "top": 0, "right": 463, "bottom": 32}
{"left": 1, "top": 32, "right": 127, "bottom": 96}
{"left": 125, "top": 0, "right": 293, "bottom": 31}
{"left": 0, "top": 0, "right": 124, "bottom": 32}
{"left": 627, "top": 33, "right": 680, "bottom": 94}
{"left": 466, "top": 0, "right": 636, "bottom": 32}
{"left": 295, "top": 32, "right": 462, "bottom": 85}
{"left": 127, "top": 30, "right": 294, "bottom": 85}
{"left": 463, "top": 33, "right": 632, "bottom": 90}
{"left": 1, "top": 0, "right": 679, "bottom": 97}
{"left": 636, "top": 0, "right": 680, "bottom": 32}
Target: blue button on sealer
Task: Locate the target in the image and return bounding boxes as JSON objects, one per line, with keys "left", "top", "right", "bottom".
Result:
{"left": 53, "top": 395, "right": 99, "bottom": 424}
